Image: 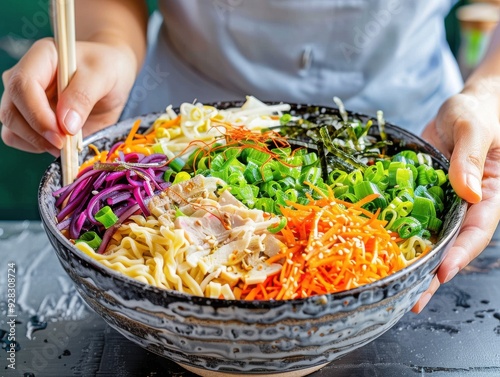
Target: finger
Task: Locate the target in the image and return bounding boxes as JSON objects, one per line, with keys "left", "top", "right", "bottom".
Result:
{"left": 5, "top": 39, "right": 60, "bottom": 147}
{"left": 56, "top": 56, "right": 120, "bottom": 136}
{"left": 421, "top": 118, "right": 452, "bottom": 159}
{"left": 447, "top": 117, "right": 490, "bottom": 204}
{"left": 1, "top": 126, "right": 59, "bottom": 156}
{"left": 1, "top": 94, "right": 61, "bottom": 155}
{"left": 412, "top": 275, "right": 440, "bottom": 314}
{"left": 437, "top": 195, "right": 500, "bottom": 284}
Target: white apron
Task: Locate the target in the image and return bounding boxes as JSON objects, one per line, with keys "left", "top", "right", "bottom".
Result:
{"left": 121, "top": 0, "right": 462, "bottom": 134}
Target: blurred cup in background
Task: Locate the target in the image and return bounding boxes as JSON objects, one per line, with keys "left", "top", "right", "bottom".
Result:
{"left": 456, "top": 1, "right": 500, "bottom": 78}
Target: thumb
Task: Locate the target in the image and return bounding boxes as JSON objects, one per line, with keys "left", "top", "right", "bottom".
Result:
{"left": 56, "top": 67, "right": 112, "bottom": 136}
{"left": 447, "top": 118, "right": 487, "bottom": 204}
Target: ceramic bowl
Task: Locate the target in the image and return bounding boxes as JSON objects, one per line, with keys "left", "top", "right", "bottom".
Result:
{"left": 38, "top": 102, "right": 467, "bottom": 377}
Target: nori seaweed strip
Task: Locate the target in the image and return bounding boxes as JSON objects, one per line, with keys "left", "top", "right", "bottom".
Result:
{"left": 316, "top": 141, "right": 329, "bottom": 182}
{"left": 371, "top": 140, "right": 393, "bottom": 150}
{"left": 320, "top": 126, "right": 368, "bottom": 172}
{"left": 324, "top": 155, "right": 359, "bottom": 173}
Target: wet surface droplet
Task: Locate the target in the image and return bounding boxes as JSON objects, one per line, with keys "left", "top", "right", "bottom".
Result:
{"left": 26, "top": 315, "right": 48, "bottom": 340}
{"left": 0, "top": 328, "right": 21, "bottom": 352}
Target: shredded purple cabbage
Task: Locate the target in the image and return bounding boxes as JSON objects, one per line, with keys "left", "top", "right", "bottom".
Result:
{"left": 54, "top": 152, "right": 171, "bottom": 252}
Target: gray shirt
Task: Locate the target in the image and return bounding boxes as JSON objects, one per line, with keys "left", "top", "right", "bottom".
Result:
{"left": 122, "top": 0, "right": 462, "bottom": 134}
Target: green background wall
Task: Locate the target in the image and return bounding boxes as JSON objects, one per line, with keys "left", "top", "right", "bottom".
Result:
{"left": 0, "top": 0, "right": 464, "bottom": 220}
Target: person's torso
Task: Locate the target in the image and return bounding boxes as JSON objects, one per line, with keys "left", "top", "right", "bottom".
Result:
{"left": 146, "top": 0, "right": 462, "bottom": 131}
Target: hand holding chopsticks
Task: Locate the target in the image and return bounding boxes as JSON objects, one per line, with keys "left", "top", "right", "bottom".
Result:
{"left": 52, "top": 0, "right": 82, "bottom": 186}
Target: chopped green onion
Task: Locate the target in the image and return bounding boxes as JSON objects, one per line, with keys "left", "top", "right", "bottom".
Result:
{"left": 260, "top": 181, "right": 281, "bottom": 197}
{"left": 416, "top": 165, "right": 438, "bottom": 186}
{"left": 333, "top": 185, "right": 349, "bottom": 198}
{"left": 255, "top": 198, "right": 275, "bottom": 213}
{"left": 280, "top": 113, "right": 292, "bottom": 125}
{"left": 227, "top": 171, "right": 247, "bottom": 187}
{"left": 388, "top": 161, "right": 406, "bottom": 186}
{"left": 95, "top": 206, "right": 119, "bottom": 229}
{"left": 395, "top": 150, "right": 418, "bottom": 165}
{"left": 435, "top": 169, "right": 448, "bottom": 186}
{"left": 271, "top": 147, "right": 292, "bottom": 158}
{"left": 328, "top": 169, "right": 348, "bottom": 185}
{"left": 301, "top": 152, "right": 318, "bottom": 166}
{"left": 169, "top": 157, "right": 185, "bottom": 172}
{"left": 417, "top": 229, "right": 432, "bottom": 239}
{"left": 299, "top": 166, "right": 322, "bottom": 186}
{"left": 353, "top": 181, "right": 387, "bottom": 209}
{"left": 243, "top": 161, "right": 261, "bottom": 184}
{"left": 246, "top": 148, "right": 271, "bottom": 165}
{"left": 377, "top": 110, "right": 387, "bottom": 141}
{"left": 173, "top": 171, "right": 191, "bottom": 184}
{"left": 417, "top": 152, "right": 433, "bottom": 166}
{"left": 278, "top": 176, "right": 296, "bottom": 191}
{"left": 268, "top": 217, "right": 288, "bottom": 233}
{"left": 364, "top": 161, "right": 386, "bottom": 184}
{"left": 163, "top": 169, "right": 175, "bottom": 182}
{"left": 391, "top": 216, "right": 422, "bottom": 239}
{"left": 412, "top": 196, "right": 436, "bottom": 218}
{"left": 396, "top": 168, "right": 414, "bottom": 189}
{"left": 75, "top": 231, "right": 102, "bottom": 251}
{"left": 338, "top": 192, "right": 359, "bottom": 203}
{"left": 175, "top": 208, "right": 186, "bottom": 218}
{"left": 347, "top": 169, "right": 364, "bottom": 186}
{"left": 380, "top": 208, "right": 398, "bottom": 229}
{"left": 427, "top": 186, "right": 444, "bottom": 203}
{"left": 427, "top": 216, "right": 443, "bottom": 232}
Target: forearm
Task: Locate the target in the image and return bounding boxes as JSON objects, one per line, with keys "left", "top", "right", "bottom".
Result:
{"left": 74, "top": 0, "right": 148, "bottom": 74}
{"left": 463, "top": 24, "right": 500, "bottom": 108}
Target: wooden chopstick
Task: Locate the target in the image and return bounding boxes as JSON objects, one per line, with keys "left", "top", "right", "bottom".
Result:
{"left": 53, "top": 0, "right": 82, "bottom": 186}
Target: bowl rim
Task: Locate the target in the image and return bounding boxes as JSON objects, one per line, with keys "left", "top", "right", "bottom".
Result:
{"left": 38, "top": 101, "right": 468, "bottom": 308}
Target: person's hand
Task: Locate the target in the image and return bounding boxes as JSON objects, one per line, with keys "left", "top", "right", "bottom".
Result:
{"left": 0, "top": 37, "right": 138, "bottom": 156}
{"left": 413, "top": 84, "right": 500, "bottom": 313}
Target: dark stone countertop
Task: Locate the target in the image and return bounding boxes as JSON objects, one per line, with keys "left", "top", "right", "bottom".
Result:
{"left": 1, "top": 221, "right": 500, "bottom": 377}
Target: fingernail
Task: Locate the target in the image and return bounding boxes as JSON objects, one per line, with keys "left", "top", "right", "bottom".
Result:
{"left": 43, "top": 130, "right": 64, "bottom": 149}
{"left": 444, "top": 267, "right": 459, "bottom": 283}
{"left": 467, "top": 175, "right": 482, "bottom": 200}
{"left": 416, "top": 293, "right": 432, "bottom": 313}
{"left": 63, "top": 109, "right": 81, "bottom": 135}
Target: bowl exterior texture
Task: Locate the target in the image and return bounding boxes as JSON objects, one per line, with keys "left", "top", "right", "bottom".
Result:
{"left": 39, "top": 104, "right": 466, "bottom": 374}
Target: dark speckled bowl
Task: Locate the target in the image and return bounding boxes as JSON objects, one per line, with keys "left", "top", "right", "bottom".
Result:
{"left": 38, "top": 103, "right": 467, "bottom": 377}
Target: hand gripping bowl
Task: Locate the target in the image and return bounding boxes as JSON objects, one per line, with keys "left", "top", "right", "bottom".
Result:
{"left": 39, "top": 102, "right": 467, "bottom": 377}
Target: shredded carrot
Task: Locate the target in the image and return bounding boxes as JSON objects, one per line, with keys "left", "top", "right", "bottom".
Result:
{"left": 125, "top": 119, "right": 141, "bottom": 145}
{"left": 157, "top": 115, "right": 181, "bottom": 128}
{"left": 240, "top": 187, "right": 409, "bottom": 301}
